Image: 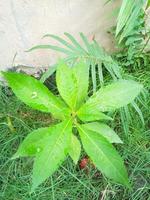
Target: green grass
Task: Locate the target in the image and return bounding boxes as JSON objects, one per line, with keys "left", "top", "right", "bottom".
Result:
{"left": 0, "top": 69, "right": 150, "bottom": 200}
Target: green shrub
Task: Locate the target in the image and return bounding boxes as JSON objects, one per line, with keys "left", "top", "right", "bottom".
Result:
{"left": 1, "top": 61, "right": 143, "bottom": 191}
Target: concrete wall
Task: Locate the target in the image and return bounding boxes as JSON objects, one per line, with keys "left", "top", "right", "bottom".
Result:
{"left": 0, "top": 0, "right": 120, "bottom": 72}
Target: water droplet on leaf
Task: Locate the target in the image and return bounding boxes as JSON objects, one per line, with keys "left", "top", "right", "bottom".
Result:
{"left": 36, "top": 147, "right": 41, "bottom": 153}
{"left": 31, "top": 92, "right": 37, "bottom": 99}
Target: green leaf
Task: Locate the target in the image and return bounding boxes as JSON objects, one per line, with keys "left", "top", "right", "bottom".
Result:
{"left": 77, "top": 124, "right": 130, "bottom": 187}
{"left": 12, "top": 127, "right": 53, "bottom": 159}
{"left": 43, "top": 34, "right": 78, "bottom": 53}
{"left": 73, "top": 61, "right": 89, "bottom": 108}
{"left": 56, "top": 61, "right": 89, "bottom": 110}
{"left": 26, "top": 45, "right": 74, "bottom": 56}
{"left": 80, "top": 33, "right": 94, "bottom": 54}
{"left": 40, "top": 64, "right": 57, "bottom": 83}
{"left": 82, "top": 122, "right": 123, "bottom": 144}
{"left": 116, "top": 0, "right": 135, "bottom": 36}
{"left": 32, "top": 120, "right": 72, "bottom": 191}
{"left": 118, "top": 1, "right": 145, "bottom": 42}
{"left": 2, "top": 72, "right": 70, "bottom": 120}
{"left": 77, "top": 106, "right": 112, "bottom": 122}
{"left": 68, "top": 134, "right": 81, "bottom": 164}
{"left": 78, "top": 80, "right": 143, "bottom": 113}
{"left": 116, "top": 0, "right": 146, "bottom": 42}
{"left": 147, "top": 0, "right": 150, "bottom": 8}
{"left": 64, "top": 32, "right": 87, "bottom": 53}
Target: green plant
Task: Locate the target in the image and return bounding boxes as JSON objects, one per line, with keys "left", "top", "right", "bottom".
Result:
{"left": 106, "top": 1, "right": 150, "bottom": 134}
{"left": 115, "top": 9, "right": 150, "bottom": 69}
{"left": 2, "top": 61, "right": 143, "bottom": 191}
{"left": 115, "top": 0, "right": 147, "bottom": 43}
{"left": 27, "top": 33, "right": 121, "bottom": 91}
{"left": 108, "top": 0, "right": 150, "bottom": 67}
{"left": 28, "top": 33, "right": 145, "bottom": 135}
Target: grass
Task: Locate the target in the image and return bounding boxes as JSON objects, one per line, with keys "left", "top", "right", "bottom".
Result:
{"left": 0, "top": 68, "right": 150, "bottom": 200}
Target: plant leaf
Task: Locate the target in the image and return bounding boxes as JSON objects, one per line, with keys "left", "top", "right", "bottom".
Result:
{"left": 72, "top": 61, "right": 89, "bottom": 108}
{"left": 116, "top": 0, "right": 146, "bottom": 42}
{"left": 26, "top": 45, "right": 74, "bottom": 56}
{"left": 119, "top": 1, "right": 145, "bottom": 43}
{"left": 43, "top": 34, "right": 78, "bottom": 52}
{"left": 56, "top": 60, "right": 89, "bottom": 110}
{"left": 132, "top": 101, "right": 144, "bottom": 125}
{"left": 32, "top": 120, "right": 72, "bottom": 191}
{"left": 82, "top": 122, "right": 123, "bottom": 144}
{"left": 77, "top": 124, "right": 130, "bottom": 187}
{"left": 116, "top": 0, "right": 135, "bottom": 36}
{"left": 78, "top": 80, "right": 143, "bottom": 113}
{"left": 68, "top": 134, "right": 81, "bottom": 164}
{"left": 64, "top": 32, "right": 87, "bottom": 53}
{"left": 2, "top": 72, "right": 70, "bottom": 120}
{"left": 12, "top": 127, "right": 54, "bottom": 159}
{"left": 40, "top": 64, "right": 57, "bottom": 83}
{"left": 77, "top": 106, "right": 112, "bottom": 122}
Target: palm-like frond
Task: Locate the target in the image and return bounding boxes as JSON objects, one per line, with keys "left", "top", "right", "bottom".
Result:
{"left": 28, "top": 33, "right": 121, "bottom": 92}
